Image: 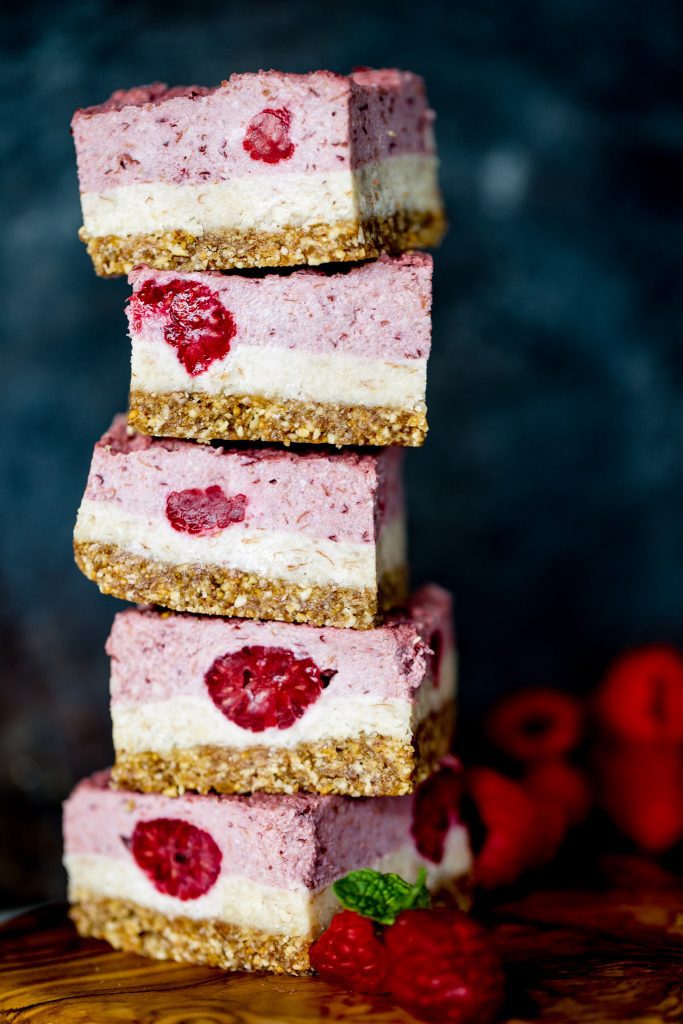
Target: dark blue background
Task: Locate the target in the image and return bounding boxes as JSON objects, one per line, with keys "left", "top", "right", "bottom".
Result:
{"left": 1, "top": 0, "right": 681, "bottom": 903}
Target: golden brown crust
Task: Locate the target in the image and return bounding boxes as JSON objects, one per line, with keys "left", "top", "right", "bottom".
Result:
{"left": 129, "top": 390, "right": 428, "bottom": 448}
{"left": 80, "top": 209, "right": 446, "bottom": 276}
{"left": 73, "top": 540, "right": 408, "bottom": 629}
{"left": 111, "top": 704, "right": 454, "bottom": 798}
{"left": 69, "top": 894, "right": 312, "bottom": 974}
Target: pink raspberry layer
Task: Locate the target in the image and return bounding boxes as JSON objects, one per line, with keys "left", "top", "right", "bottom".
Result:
{"left": 128, "top": 253, "right": 432, "bottom": 363}
{"left": 83, "top": 415, "right": 403, "bottom": 545}
{"left": 72, "top": 69, "right": 436, "bottom": 192}
{"left": 107, "top": 585, "right": 454, "bottom": 707}
{"left": 64, "top": 770, "right": 419, "bottom": 891}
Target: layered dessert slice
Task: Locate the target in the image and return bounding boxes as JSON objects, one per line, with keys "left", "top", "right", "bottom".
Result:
{"left": 73, "top": 416, "right": 407, "bottom": 629}
{"left": 109, "top": 585, "right": 455, "bottom": 797}
{"left": 64, "top": 770, "right": 471, "bottom": 974}
{"left": 71, "top": 69, "right": 445, "bottom": 276}
{"left": 126, "top": 253, "right": 432, "bottom": 447}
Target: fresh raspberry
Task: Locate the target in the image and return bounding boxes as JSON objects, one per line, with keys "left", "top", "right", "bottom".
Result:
{"left": 385, "top": 907, "right": 504, "bottom": 1023}
{"left": 485, "top": 687, "right": 583, "bottom": 762}
{"left": 204, "top": 645, "right": 336, "bottom": 732}
{"left": 595, "top": 740, "right": 683, "bottom": 854}
{"left": 130, "top": 279, "right": 237, "bottom": 376}
{"left": 309, "top": 910, "right": 388, "bottom": 995}
{"left": 130, "top": 818, "right": 222, "bottom": 900}
{"left": 243, "top": 108, "right": 295, "bottom": 163}
{"left": 463, "top": 767, "right": 540, "bottom": 888}
{"left": 594, "top": 646, "right": 683, "bottom": 742}
{"left": 525, "top": 759, "right": 592, "bottom": 826}
{"left": 411, "top": 757, "right": 463, "bottom": 864}
{"left": 165, "top": 486, "right": 247, "bottom": 535}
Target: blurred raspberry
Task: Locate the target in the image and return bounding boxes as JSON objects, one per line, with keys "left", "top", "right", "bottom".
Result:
{"left": 464, "top": 767, "right": 540, "bottom": 888}
{"left": 595, "top": 646, "right": 683, "bottom": 742}
{"left": 309, "top": 910, "right": 388, "bottom": 994}
{"left": 385, "top": 907, "right": 504, "bottom": 1023}
{"left": 486, "top": 687, "right": 583, "bottom": 762}
{"left": 595, "top": 741, "right": 683, "bottom": 854}
{"left": 411, "top": 756, "right": 463, "bottom": 863}
{"left": 525, "top": 793, "right": 570, "bottom": 870}
{"left": 525, "top": 759, "right": 592, "bottom": 826}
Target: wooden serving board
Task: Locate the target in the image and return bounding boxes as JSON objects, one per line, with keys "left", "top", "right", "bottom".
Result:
{"left": 1, "top": 867, "right": 682, "bottom": 1023}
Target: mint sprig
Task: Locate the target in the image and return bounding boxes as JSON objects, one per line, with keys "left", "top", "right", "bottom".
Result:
{"left": 332, "top": 867, "right": 431, "bottom": 925}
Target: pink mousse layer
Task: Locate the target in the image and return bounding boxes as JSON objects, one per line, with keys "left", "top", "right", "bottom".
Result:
{"left": 64, "top": 770, "right": 416, "bottom": 890}
{"left": 108, "top": 585, "right": 452, "bottom": 707}
{"left": 82, "top": 416, "right": 403, "bottom": 545}
{"left": 72, "top": 69, "right": 435, "bottom": 192}
{"left": 128, "top": 253, "right": 432, "bottom": 362}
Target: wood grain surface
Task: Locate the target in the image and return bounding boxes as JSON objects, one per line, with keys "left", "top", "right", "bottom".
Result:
{"left": 1, "top": 864, "right": 682, "bottom": 1023}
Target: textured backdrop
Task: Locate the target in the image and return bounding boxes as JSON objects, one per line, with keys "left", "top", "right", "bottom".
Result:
{"left": 1, "top": 0, "right": 681, "bottom": 903}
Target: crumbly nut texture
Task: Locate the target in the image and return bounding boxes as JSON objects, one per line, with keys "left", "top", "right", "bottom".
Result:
{"left": 69, "top": 893, "right": 312, "bottom": 974}
{"left": 69, "top": 873, "right": 472, "bottom": 975}
{"left": 111, "top": 704, "right": 455, "bottom": 798}
{"left": 129, "top": 391, "right": 428, "bottom": 448}
{"left": 73, "top": 540, "right": 408, "bottom": 629}
{"left": 80, "top": 210, "right": 446, "bottom": 276}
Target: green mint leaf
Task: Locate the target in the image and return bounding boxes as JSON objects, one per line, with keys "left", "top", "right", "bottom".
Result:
{"left": 333, "top": 867, "right": 431, "bottom": 925}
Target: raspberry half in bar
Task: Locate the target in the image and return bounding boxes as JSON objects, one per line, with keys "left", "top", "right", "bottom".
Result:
{"left": 109, "top": 585, "right": 455, "bottom": 797}
{"left": 64, "top": 771, "right": 471, "bottom": 974}
{"left": 126, "top": 253, "right": 432, "bottom": 447}
{"left": 73, "top": 416, "right": 407, "bottom": 628}
{"left": 71, "top": 69, "right": 445, "bottom": 276}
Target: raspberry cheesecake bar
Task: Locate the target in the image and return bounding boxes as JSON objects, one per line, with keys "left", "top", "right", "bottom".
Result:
{"left": 74, "top": 416, "right": 407, "bottom": 629}
{"left": 109, "top": 585, "right": 455, "bottom": 797}
{"left": 64, "top": 770, "right": 471, "bottom": 974}
{"left": 126, "top": 253, "right": 432, "bottom": 447}
{"left": 71, "top": 69, "right": 445, "bottom": 276}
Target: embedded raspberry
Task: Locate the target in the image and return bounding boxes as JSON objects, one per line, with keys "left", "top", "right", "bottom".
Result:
{"left": 485, "top": 687, "right": 583, "bottom": 762}
{"left": 525, "top": 759, "right": 592, "bottom": 826}
{"left": 463, "top": 767, "right": 540, "bottom": 889}
{"left": 411, "top": 757, "right": 463, "bottom": 864}
{"left": 595, "top": 741, "right": 683, "bottom": 854}
{"left": 595, "top": 646, "right": 683, "bottom": 742}
{"left": 130, "top": 279, "right": 236, "bottom": 375}
{"left": 309, "top": 910, "right": 389, "bottom": 995}
{"left": 243, "top": 108, "right": 295, "bottom": 163}
{"left": 130, "top": 818, "right": 222, "bottom": 900}
{"left": 165, "top": 486, "right": 247, "bottom": 535}
{"left": 385, "top": 907, "right": 504, "bottom": 1023}
{"left": 205, "top": 645, "right": 336, "bottom": 732}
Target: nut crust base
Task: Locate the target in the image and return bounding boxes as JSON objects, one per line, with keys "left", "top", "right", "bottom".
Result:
{"left": 73, "top": 540, "right": 408, "bottom": 629}
{"left": 69, "top": 893, "right": 312, "bottom": 974}
{"left": 69, "top": 873, "right": 472, "bottom": 975}
{"left": 80, "top": 208, "right": 446, "bottom": 276}
{"left": 129, "top": 390, "right": 428, "bottom": 448}
{"left": 111, "top": 704, "right": 454, "bottom": 797}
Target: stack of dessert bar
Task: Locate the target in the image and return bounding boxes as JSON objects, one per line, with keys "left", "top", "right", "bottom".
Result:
{"left": 63, "top": 69, "right": 471, "bottom": 974}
